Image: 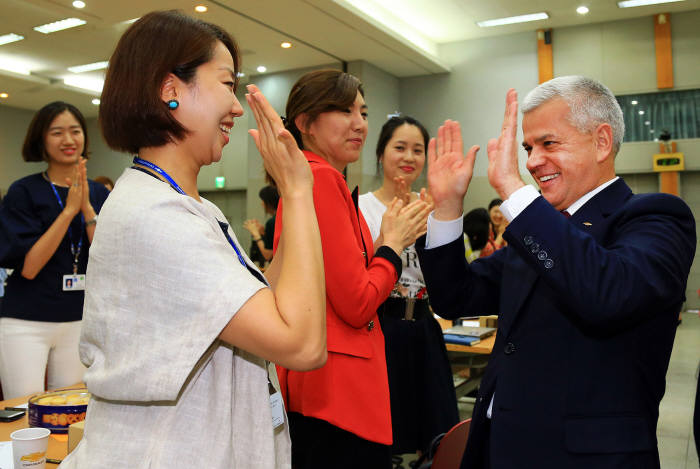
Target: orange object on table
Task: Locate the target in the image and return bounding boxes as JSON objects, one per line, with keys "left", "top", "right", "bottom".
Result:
{"left": 0, "top": 386, "right": 83, "bottom": 467}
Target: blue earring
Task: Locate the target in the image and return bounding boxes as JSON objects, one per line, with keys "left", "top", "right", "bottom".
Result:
{"left": 167, "top": 99, "right": 179, "bottom": 110}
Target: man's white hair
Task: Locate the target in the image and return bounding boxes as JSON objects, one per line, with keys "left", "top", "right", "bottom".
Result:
{"left": 521, "top": 76, "right": 625, "bottom": 155}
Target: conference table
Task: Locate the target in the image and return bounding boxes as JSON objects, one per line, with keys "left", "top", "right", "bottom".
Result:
{"left": 440, "top": 320, "right": 496, "bottom": 400}
{"left": 0, "top": 329, "right": 496, "bottom": 465}
{"left": 0, "top": 392, "right": 73, "bottom": 467}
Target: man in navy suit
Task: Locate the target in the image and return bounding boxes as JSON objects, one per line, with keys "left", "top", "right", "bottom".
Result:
{"left": 416, "top": 76, "right": 696, "bottom": 468}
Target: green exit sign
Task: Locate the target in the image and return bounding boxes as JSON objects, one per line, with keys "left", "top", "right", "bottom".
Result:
{"left": 215, "top": 176, "right": 226, "bottom": 188}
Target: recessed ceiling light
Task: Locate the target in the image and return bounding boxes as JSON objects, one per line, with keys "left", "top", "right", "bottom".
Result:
{"left": 92, "top": 98, "right": 100, "bottom": 105}
{"left": 644, "top": 121, "right": 651, "bottom": 125}
{"left": 617, "top": 0, "right": 684, "bottom": 7}
{"left": 73, "top": 1, "right": 86, "bottom": 8}
{"left": 0, "top": 92, "right": 8, "bottom": 99}
{"left": 477, "top": 12, "right": 548, "bottom": 28}
{"left": 281, "top": 42, "right": 292, "bottom": 49}
{"left": 638, "top": 110, "right": 645, "bottom": 115}
{"left": 631, "top": 100, "right": 638, "bottom": 105}
{"left": 576, "top": 6, "right": 589, "bottom": 14}
{"left": 64, "top": 76, "right": 103, "bottom": 93}
{"left": 68, "top": 60, "right": 108, "bottom": 73}
{"left": 195, "top": 5, "right": 208, "bottom": 13}
{"left": 34, "top": 18, "right": 86, "bottom": 34}
{"left": 256, "top": 65, "right": 267, "bottom": 73}
{"left": 0, "top": 33, "right": 24, "bottom": 46}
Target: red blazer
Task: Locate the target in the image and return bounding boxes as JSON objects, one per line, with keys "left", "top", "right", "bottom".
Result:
{"left": 273, "top": 151, "right": 397, "bottom": 445}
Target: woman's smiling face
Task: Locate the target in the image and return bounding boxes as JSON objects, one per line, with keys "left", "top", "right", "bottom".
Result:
{"left": 44, "top": 110, "right": 84, "bottom": 164}
{"left": 304, "top": 91, "right": 368, "bottom": 172}
{"left": 172, "top": 40, "right": 244, "bottom": 166}
{"left": 379, "top": 123, "right": 426, "bottom": 186}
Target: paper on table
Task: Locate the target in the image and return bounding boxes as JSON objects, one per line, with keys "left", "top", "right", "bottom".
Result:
{"left": 461, "top": 320, "right": 480, "bottom": 327}
{"left": 0, "top": 441, "right": 13, "bottom": 469}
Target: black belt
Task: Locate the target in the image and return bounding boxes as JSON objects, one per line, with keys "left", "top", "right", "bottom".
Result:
{"left": 378, "top": 297, "right": 431, "bottom": 321}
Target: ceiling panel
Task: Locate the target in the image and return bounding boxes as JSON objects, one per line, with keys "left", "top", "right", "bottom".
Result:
{"left": 1, "top": 0, "right": 699, "bottom": 117}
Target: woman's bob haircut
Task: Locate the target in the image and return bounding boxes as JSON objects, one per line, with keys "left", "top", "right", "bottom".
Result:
{"left": 284, "top": 69, "right": 364, "bottom": 150}
{"left": 99, "top": 10, "right": 240, "bottom": 155}
{"left": 22, "top": 101, "right": 89, "bottom": 162}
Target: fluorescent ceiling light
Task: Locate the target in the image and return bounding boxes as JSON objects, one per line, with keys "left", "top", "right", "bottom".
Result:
{"left": 477, "top": 12, "right": 549, "bottom": 28}
{"left": 68, "top": 61, "right": 108, "bottom": 73}
{"left": 0, "top": 59, "right": 31, "bottom": 75}
{"left": 334, "top": 0, "right": 437, "bottom": 56}
{"left": 617, "top": 0, "right": 684, "bottom": 7}
{"left": 64, "top": 76, "right": 103, "bottom": 93}
{"left": 0, "top": 33, "right": 24, "bottom": 46}
{"left": 576, "top": 6, "right": 590, "bottom": 15}
{"left": 34, "top": 18, "right": 86, "bottom": 34}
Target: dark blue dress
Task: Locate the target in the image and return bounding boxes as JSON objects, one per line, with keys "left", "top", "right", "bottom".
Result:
{"left": 0, "top": 173, "right": 109, "bottom": 322}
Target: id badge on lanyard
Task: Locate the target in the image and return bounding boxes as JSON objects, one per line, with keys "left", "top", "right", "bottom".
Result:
{"left": 63, "top": 274, "right": 86, "bottom": 291}
{"left": 269, "top": 379, "right": 285, "bottom": 429}
{"left": 47, "top": 178, "right": 86, "bottom": 291}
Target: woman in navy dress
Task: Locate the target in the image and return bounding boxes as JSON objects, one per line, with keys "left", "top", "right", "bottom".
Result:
{"left": 0, "top": 102, "right": 109, "bottom": 399}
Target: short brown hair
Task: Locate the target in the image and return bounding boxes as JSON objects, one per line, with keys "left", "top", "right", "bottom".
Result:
{"left": 285, "top": 69, "right": 364, "bottom": 149}
{"left": 100, "top": 10, "right": 240, "bottom": 154}
{"left": 22, "top": 101, "right": 89, "bottom": 162}
{"left": 93, "top": 176, "right": 114, "bottom": 189}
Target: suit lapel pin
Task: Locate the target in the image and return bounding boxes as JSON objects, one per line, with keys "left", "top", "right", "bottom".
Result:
{"left": 583, "top": 222, "right": 592, "bottom": 226}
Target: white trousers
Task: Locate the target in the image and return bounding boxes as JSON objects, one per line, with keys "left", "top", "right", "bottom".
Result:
{"left": 0, "top": 317, "right": 85, "bottom": 399}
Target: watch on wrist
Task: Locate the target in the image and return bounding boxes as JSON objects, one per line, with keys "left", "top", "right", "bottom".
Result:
{"left": 86, "top": 215, "right": 98, "bottom": 226}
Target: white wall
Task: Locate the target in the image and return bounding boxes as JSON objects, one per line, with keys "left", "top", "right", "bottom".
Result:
{"left": 398, "top": 12, "right": 700, "bottom": 308}
{"left": 399, "top": 31, "right": 539, "bottom": 212}
{"left": 0, "top": 105, "right": 48, "bottom": 194}
{"left": 553, "top": 11, "right": 700, "bottom": 94}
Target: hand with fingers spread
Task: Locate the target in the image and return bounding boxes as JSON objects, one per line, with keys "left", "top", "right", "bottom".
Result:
{"left": 486, "top": 88, "right": 526, "bottom": 200}
{"left": 246, "top": 84, "right": 312, "bottom": 199}
{"left": 243, "top": 219, "right": 263, "bottom": 239}
{"left": 380, "top": 197, "right": 433, "bottom": 256}
{"left": 427, "top": 120, "right": 479, "bottom": 221}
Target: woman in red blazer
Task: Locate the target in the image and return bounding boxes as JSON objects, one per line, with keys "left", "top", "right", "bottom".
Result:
{"left": 272, "top": 69, "right": 431, "bottom": 468}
